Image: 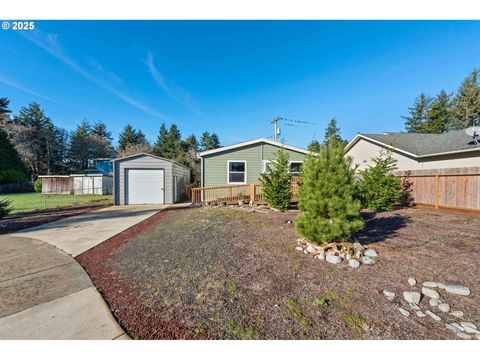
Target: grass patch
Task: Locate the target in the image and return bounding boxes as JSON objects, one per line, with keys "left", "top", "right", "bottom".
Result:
{"left": 313, "top": 298, "right": 330, "bottom": 308}
{"left": 0, "top": 192, "right": 111, "bottom": 213}
{"left": 285, "top": 298, "right": 317, "bottom": 330}
{"left": 192, "top": 327, "right": 206, "bottom": 336}
{"left": 225, "top": 320, "right": 258, "bottom": 340}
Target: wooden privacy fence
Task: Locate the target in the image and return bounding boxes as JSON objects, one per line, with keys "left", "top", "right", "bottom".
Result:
{"left": 396, "top": 167, "right": 480, "bottom": 212}
{"left": 191, "top": 176, "right": 300, "bottom": 204}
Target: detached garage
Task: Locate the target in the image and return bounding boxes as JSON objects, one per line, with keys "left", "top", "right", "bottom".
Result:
{"left": 113, "top": 153, "right": 191, "bottom": 205}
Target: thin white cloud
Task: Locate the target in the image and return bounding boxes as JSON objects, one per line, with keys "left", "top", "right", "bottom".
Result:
{"left": 21, "top": 30, "right": 167, "bottom": 119}
{"left": 145, "top": 52, "right": 207, "bottom": 118}
{"left": 0, "top": 75, "right": 59, "bottom": 103}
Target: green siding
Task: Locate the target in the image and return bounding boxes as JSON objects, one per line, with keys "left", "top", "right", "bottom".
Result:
{"left": 202, "top": 142, "right": 307, "bottom": 186}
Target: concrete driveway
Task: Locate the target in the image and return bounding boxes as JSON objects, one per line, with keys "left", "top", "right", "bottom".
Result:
{"left": 0, "top": 205, "right": 167, "bottom": 339}
{"left": 15, "top": 205, "right": 167, "bottom": 256}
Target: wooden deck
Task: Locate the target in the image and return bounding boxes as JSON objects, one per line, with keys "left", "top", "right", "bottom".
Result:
{"left": 191, "top": 176, "right": 300, "bottom": 204}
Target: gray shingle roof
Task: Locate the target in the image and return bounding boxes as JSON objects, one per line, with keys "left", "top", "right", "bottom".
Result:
{"left": 360, "top": 130, "right": 480, "bottom": 157}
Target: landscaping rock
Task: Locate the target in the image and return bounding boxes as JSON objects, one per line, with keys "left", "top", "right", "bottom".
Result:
{"left": 383, "top": 290, "right": 395, "bottom": 300}
{"left": 422, "top": 287, "right": 440, "bottom": 299}
{"left": 326, "top": 255, "right": 342, "bottom": 264}
{"left": 450, "top": 310, "right": 464, "bottom": 318}
{"left": 303, "top": 250, "right": 309, "bottom": 254}
{"left": 416, "top": 311, "right": 427, "bottom": 318}
{"left": 460, "top": 322, "right": 478, "bottom": 334}
{"left": 399, "top": 308, "right": 410, "bottom": 317}
{"left": 348, "top": 259, "right": 360, "bottom": 268}
{"left": 429, "top": 298, "right": 441, "bottom": 307}
{"left": 364, "top": 249, "right": 378, "bottom": 257}
{"left": 316, "top": 251, "right": 326, "bottom": 260}
{"left": 362, "top": 256, "right": 375, "bottom": 265}
{"left": 445, "top": 285, "right": 470, "bottom": 296}
{"left": 426, "top": 310, "right": 442, "bottom": 321}
{"left": 437, "top": 283, "right": 447, "bottom": 290}
{"left": 408, "top": 277, "right": 417, "bottom": 286}
{"left": 353, "top": 241, "right": 364, "bottom": 251}
{"left": 295, "top": 246, "right": 304, "bottom": 251}
{"left": 456, "top": 332, "right": 472, "bottom": 340}
{"left": 306, "top": 245, "right": 316, "bottom": 253}
{"left": 423, "top": 281, "right": 439, "bottom": 288}
{"left": 438, "top": 303, "right": 451, "bottom": 313}
{"left": 346, "top": 254, "right": 352, "bottom": 261}
{"left": 403, "top": 291, "right": 421, "bottom": 305}
{"left": 446, "top": 323, "right": 463, "bottom": 333}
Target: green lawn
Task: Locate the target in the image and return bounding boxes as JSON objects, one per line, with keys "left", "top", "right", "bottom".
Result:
{"left": 0, "top": 192, "right": 112, "bottom": 214}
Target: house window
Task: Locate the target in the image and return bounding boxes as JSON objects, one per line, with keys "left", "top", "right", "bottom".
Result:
{"left": 228, "top": 161, "right": 247, "bottom": 183}
{"left": 262, "top": 160, "right": 273, "bottom": 173}
{"left": 289, "top": 161, "right": 303, "bottom": 176}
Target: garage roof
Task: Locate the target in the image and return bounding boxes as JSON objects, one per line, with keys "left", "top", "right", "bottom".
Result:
{"left": 112, "top": 152, "right": 189, "bottom": 169}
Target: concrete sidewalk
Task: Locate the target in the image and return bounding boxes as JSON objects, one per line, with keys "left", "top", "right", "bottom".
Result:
{"left": 0, "top": 235, "right": 126, "bottom": 339}
{"left": 15, "top": 205, "right": 166, "bottom": 256}
{"left": 0, "top": 205, "right": 166, "bottom": 339}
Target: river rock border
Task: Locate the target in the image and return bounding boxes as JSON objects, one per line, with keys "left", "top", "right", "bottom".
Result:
{"left": 384, "top": 278, "right": 478, "bottom": 340}
{"left": 295, "top": 238, "right": 379, "bottom": 268}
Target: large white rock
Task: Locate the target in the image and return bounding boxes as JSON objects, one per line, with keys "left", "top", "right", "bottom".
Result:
{"left": 438, "top": 303, "right": 451, "bottom": 313}
{"left": 422, "top": 287, "right": 440, "bottom": 299}
{"left": 353, "top": 241, "right": 364, "bottom": 251}
{"left": 416, "top": 311, "right": 427, "bottom": 318}
{"left": 383, "top": 290, "right": 395, "bottom": 300}
{"left": 399, "top": 308, "right": 410, "bottom": 317}
{"left": 429, "top": 298, "right": 441, "bottom": 307}
{"left": 456, "top": 332, "right": 472, "bottom": 340}
{"left": 460, "top": 322, "right": 478, "bottom": 334}
{"left": 295, "top": 246, "right": 304, "bottom": 251}
{"left": 306, "top": 244, "right": 317, "bottom": 253}
{"left": 316, "top": 251, "right": 326, "bottom": 260}
{"left": 446, "top": 323, "right": 463, "bottom": 333}
{"left": 445, "top": 285, "right": 470, "bottom": 296}
{"left": 426, "top": 310, "right": 442, "bottom": 321}
{"left": 326, "top": 255, "right": 342, "bottom": 264}
{"left": 362, "top": 256, "right": 375, "bottom": 265}
{"left": 364, "top": 249, "right": 378, "bottom": 257}
{"left": 423, "top": 281, "right": 439, "bottom": 288}
{"left": 408, "top": 278, "right": 417, "bottom": 286}
{"left": 450, "top": 310, "right": 464, "bottom": 318}
{"left": 348, "top": 259, "right": 360, "bottom": 268}
{"left": 403, "top": 291, "right": 421, "bottom": 305}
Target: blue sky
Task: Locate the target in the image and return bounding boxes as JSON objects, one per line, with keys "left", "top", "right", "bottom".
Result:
{"left": 1, "top": 20, "right": 480, "bottom": 148}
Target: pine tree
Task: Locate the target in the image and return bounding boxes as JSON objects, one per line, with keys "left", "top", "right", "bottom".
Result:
{"left": 0, "top": 129, "right": 29, "bottom": 183}
{"left": 183, "top": 134, "right": 199, "bottom": 152}
{"left": 402, "top": 93, "right": 433, "bottom": 133}
{"left": 200, "top": 131, "right": 221, "bottom": 151}
{"left": 307, "top": 139, "right": 321, "bottom": 153}
{"left": 0, "top": 97, "right": 11, "bottom": 115}
{"left": 118, "top": 124, "right": 149, "bottom": 150}
{"left": 359, "top": 150, "right": 404, "bottom": 211}
{"left": 452, "top": 69, "right": 480, "bottom": 129}
{"left": 67, "top": 120, "right": 92, "bottom": 171}
{"left": 295, "top": 140, "right": 364, "bottom": 245}
{"left": 425, "top": 90, "right": 453, "bottom": 133}
{"left": 324, "top": 118, "right": 345, "bottom": 146}
{"left": 259, "top": 148, "right": 291, "bottom": 211}
{"left": 153, "top": 123, "right": 169, "bottom": 157}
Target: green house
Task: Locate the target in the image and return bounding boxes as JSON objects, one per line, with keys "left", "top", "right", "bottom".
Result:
{"left": 197, "top": 138, "right": 310, "bottom": 187}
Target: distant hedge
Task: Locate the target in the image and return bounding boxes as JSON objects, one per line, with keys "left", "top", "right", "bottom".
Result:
{"left": 0, "top": 130, "right": 29, "bottom": 184}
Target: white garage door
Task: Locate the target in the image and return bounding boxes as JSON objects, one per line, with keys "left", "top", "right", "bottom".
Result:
{"left": 126, "top": 169, "right": 164, "bottom": 204}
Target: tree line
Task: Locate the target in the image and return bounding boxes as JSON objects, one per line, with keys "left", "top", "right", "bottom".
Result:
{"left": 0, "top": 97, "right": 220, "bottom": 185}
{"left": 403, "top": 68, "right": 480, "bottom": 133}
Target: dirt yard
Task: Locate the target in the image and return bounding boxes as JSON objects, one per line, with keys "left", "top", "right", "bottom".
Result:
{"left": 77, "top": 206, "right": 480, "bottom": 340}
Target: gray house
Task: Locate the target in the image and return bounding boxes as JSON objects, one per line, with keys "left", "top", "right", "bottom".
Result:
{"left": 197, "top": 138, "right": 310, "bottom": 187}
{"left": 345, "top": 130, "right": 480, "bottom": 172}
{"left": 113, "top": 153, "right": 190, "bottom": 205}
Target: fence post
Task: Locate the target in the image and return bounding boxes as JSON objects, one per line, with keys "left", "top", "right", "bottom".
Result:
{"left": 250, "top": 184, "right": 256, "bottom": 203}
{"left": 435, "top": 175, "right": 440, "bottom": 209}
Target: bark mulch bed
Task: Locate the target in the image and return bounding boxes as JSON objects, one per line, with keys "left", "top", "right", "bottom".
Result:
{"left": 77, "top": 206, "right": 480, "bottom": 340}
{"left": 0, "top": 204, "right": 110, "bottom": 235}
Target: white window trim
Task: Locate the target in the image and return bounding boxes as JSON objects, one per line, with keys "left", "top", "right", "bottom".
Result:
{"left": 227, "top": 160, "right": 247, "bottom": 184}
{"left": 262, "top": 160, "right": 273, "bottom": 173}
{"left": 289, "top": 161, "right": 303, "bottom": 175}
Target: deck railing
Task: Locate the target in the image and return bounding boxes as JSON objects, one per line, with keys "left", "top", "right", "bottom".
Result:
{"left": 191, "top": 176, "right": 300, "bottom": 204}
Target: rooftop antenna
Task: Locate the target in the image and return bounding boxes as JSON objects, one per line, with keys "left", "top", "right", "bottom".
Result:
{"left": 465, "top": 126, "right": 480, "bottom": 145}
{"left": 271, "top": 116, "right": 316, "bottom": 142}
